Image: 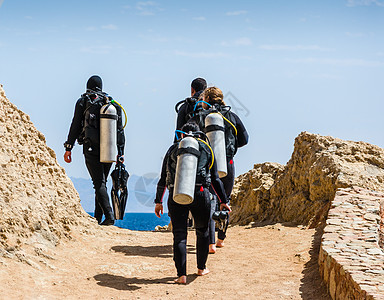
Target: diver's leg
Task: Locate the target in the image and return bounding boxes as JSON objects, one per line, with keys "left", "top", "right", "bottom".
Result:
{"left": 217, "top": 158, "right": 235, "bottom": 244}
{"left": 85, "top": 153, "right": 114, "bottom": 225}
{"left": 168, "top": 195, "right": 189, "bottom": 281}
{"left": 94, "top": 194, "right": 103, "bottom": 223}
{"left": 190, "top": 187, "right": 211, "bottom": 275}
{"left": 208, "top": 193, "right": 217, "bottom": 253}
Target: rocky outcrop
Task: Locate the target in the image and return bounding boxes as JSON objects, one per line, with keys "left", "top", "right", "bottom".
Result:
{"left": 230, "top": 162, "right": 284, "bottom": 224}
{"left": 0, "top": 84, "right": 96, "bottom": 259}
{"left": 381, "top": 200, "right": 384, "bottom": 249}
{"left": 231, "top": 132, "right": 384, "bottom": 227}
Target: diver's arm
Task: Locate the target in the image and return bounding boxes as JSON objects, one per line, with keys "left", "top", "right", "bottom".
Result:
{"left": 65, "top": 98, "right": 85, "bottom": 150}
{"left": 154, "top": 148, "right": 170, "bottom": 204}
{"left": 176, "top": 103, "right": 188, "bottom": 131}
{"left": 174, "top": 103, "right": 190, "bottom": 142}
{"left": 232, "top": 112, "right": 249, "bottom": 148}
{"left": 115, "top": 104, "right": 125, "bottom": 156}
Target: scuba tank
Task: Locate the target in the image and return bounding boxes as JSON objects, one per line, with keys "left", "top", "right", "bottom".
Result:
{"left": 173, "top": 136, "right": 200, "bottom": 205}
{"left": 205, "top": 112, "right": 227, "bottom": 178}
{"left": 100, "top": 101, "right": 118, "bottom": 163}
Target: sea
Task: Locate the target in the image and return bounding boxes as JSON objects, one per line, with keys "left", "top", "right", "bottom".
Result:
{"left": 88, "top": 212, "right": 171, "bottom": 231}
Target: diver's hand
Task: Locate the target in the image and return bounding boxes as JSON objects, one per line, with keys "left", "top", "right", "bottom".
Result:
{"left": 64, "top": 151, "right": 72, "bottom": 163}
{"left": 220, "top": 203, "right": 231, "bottom": 212}
{"left": 155, "top": 203, "right": 163, "bottom": 218}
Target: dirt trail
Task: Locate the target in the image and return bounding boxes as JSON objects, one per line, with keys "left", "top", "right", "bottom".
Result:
{"left": 0, "top": 224, "right": 330, "bottom": 300}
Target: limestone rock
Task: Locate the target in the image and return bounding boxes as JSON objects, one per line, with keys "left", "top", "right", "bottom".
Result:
{"left": 380, "top": 200, "right": 384, "bottom": 249}
{"left": 0, "top": 84, "right": 96, "bottom": 255}
{"left": 231, "top": 162, "right": 284, "bottom": 225}
{"left": 231, "top": 132, "right": 384, "bottom": 227}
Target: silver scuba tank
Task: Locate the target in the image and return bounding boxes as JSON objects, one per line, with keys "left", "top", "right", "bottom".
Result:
{"left": 173, "top": 136, "right": 200, "bottom": 205}
{"left": 205, "top": 113, "right": 227, "bottom": 178}
{"left": 100, "top": 103, "right": 117, "bottom": 163}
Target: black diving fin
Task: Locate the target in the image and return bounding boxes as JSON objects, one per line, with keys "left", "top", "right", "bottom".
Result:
{"left": 110, "top": 161, "right": 129, "bottom": 220}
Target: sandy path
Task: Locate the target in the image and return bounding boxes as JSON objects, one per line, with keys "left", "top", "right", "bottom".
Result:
{"left": 0, "top": 223, "right": 330, "bottom": 300}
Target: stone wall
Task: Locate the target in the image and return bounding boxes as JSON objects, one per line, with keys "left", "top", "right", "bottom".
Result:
{"left": 318, "top": 187, "right": 384, "bottom": 299}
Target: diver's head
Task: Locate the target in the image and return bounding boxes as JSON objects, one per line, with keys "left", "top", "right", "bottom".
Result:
{"left": 202, "top": 86, "right": 225, "bottom": 107}
{"left": 86, "top": 75, "right": 103, "bottom": 92}
{"left": 191, "top": 78, "right": 207, "bottom": 96}
{"left": 181, "top": 122, "right": 200, "bottom": 137}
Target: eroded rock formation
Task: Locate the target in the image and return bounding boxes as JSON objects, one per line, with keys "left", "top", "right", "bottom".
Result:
{"left": 231, "top": 132, "right": 384, "bottom": 227}
{"left": 0, "top": 85, "right": 96, "bottom": 258}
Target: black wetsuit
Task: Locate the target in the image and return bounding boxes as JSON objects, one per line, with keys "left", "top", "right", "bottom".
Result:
{"left": 65, "top": 93, "right": 125, "bottom": 223}
{"left": 155, "top": 140, "right": 227, "bottom": 277}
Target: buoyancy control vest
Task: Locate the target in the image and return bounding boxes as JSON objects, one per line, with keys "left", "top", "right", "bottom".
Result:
{"left": 175, "top": 96, "right": 200, "bottom": 124}
{"left": 165, "top": 138, "right": 212, "bottom": 191}
{"left": 188, "top": 104, "right": 238, "bottom": 158}
{"left": 78, "top": 91, "right": 118, "bottom": 155}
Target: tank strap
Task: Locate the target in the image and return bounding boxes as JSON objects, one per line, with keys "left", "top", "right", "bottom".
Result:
{"left": 168, "top": 183, "right": 204, "bottom": 189}
{"left": 204, "top": 124, "right": 225, "bottom": 133}
{"left": 100, "top": 114, "right": 118, "bottom": 120}
{"left": 176, "top": 147, "right": 200, "bottom": 157}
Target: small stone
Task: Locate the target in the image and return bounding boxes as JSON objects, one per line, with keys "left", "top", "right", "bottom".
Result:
{"left": 367, "top": 248, "right": 383, "bottom": 255}
{"left": 365, "top": 270, "right": 384, "bottom": 275}
{"left": 363, "top": 213, "right": 379, "bottom": 222}
{"left": 326, "top": 219, "right": 342, "bottom": 226}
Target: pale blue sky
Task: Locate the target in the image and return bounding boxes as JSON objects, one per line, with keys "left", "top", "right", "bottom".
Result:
{"left": 0, "top": 0, "right": 383, "bottom": 179}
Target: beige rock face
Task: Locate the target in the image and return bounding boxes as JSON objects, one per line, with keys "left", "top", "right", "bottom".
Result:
{"left": 381, "top": 200, "right": 384, "bottom": 249}
{"left": 230, "top": 162, "right": 284, "bottom": 224}
{"left": 231, "top": 132, "right": 384, "bottom": 227}
{"left": 0, "top": 84, "right": 96, "bottom": 255}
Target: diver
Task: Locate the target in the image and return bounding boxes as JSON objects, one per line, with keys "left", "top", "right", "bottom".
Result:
{"left": 197, "top": 86, "right": 249, "bottom": 253}
{"left": 64, "top": 75, "right": 126, "bottom": 226}
{"left": 154, "top": 122, "right": 230, "bottom": 284}
{"left": 174, "top": 78, "right": 207, "bottom": 139}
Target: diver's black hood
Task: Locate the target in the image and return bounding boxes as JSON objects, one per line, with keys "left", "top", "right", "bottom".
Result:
{"left": 86, "top": 75, "right": 102, "bottom": 92}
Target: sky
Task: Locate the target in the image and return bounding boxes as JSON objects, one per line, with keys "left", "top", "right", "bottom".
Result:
{"left": 0, "top": 0, "right": 383, "bottom": 181}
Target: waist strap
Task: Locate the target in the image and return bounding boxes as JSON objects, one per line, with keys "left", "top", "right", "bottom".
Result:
{"left": 100, "top": 114, "right": 118, "bottom": 120}
{"left": 167, "top": 183, "right": 205, "bottom": 189}
{"left": 177, "top": 147, "right": 200, "bottom": 157}
{"left": 204, "top": 124, "right": 225, "bottom": 133}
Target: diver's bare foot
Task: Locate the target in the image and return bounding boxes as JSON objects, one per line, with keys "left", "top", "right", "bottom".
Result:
{"left": 209, "top": 244, "right": 216, "bottom": 254}
{"left": 197, "top": 269, "right": 210, "bottom": 276}
{"left": 174, "top": 276, "right": 187, "bottom": 284}
{"left": 216, "top": 239, "right": 225, "bottom": 248}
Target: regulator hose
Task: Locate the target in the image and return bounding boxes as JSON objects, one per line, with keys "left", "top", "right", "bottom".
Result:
{"left": 111, "top": 99, "right": 128, "bottom": 129}
{"left": 193, "top": 101, "right": 212, "bottom": 111}
{"left": 175, "top": 130, "right": 186, "bottom": 141}
{"left": 197, "top": 138, "right": 214, "bottom": 169}
{"left": 218, "top": 112, "right": 237, "bottom": 136}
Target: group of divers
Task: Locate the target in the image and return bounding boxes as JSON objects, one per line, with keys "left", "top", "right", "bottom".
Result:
{"left": 63, "top": 76, "right": 249, "bottom": 284}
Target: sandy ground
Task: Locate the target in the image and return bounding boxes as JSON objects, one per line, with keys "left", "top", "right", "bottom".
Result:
{"left": 0, "top": 223, "right": 331, "bottom": 300}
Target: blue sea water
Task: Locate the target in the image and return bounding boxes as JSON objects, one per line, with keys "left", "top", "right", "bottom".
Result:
{"left": 88, "top": 212, "right": 171, "bottom": 231}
